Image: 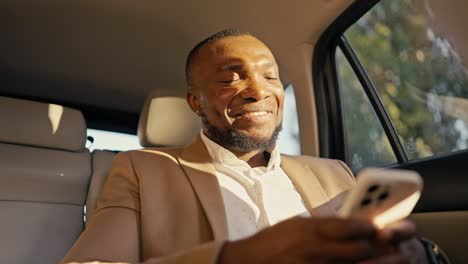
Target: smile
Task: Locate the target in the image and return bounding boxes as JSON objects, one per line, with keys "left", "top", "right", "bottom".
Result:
{"left": 236, "top": 111, "right": 271, "bottom": 118}
{"left": 233, "top": 111, "right": 275, "bottom": 123}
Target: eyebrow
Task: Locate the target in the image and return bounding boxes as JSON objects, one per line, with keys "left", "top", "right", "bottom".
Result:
{"left": 219, "top": 63, "right": 243, "bottom": 72}
{"left": 218, "top": 61, "right": 275, "bottom": 72}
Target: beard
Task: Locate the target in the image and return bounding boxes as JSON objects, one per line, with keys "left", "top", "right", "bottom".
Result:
{"left": 200, "top": 110, "right": 282, "bottom": 152}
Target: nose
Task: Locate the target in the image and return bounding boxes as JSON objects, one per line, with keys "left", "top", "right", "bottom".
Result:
{"left": 239, "top": 77, "right": 270, "bottom": 102}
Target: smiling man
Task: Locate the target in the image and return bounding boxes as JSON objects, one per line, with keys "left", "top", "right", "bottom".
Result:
{"left": 186, "top": 32, "right": 284, "bottom": 161}
{"left": 63, "top": 29, "right": 430, "bottom": 264}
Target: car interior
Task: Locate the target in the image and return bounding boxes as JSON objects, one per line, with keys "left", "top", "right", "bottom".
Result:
{"left": 1, "top": 0, "right": 468, "bottom": 263}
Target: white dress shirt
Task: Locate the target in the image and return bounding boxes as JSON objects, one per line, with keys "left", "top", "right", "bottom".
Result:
{"left": 200, "top": 131, "right": 309, "bottom": 241}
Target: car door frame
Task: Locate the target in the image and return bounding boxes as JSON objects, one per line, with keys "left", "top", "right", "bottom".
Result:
{"left": 312, "top": 0, "right": 468, "bottom": 213}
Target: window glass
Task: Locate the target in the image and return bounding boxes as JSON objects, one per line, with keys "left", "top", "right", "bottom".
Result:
{"left": 278, "top": 83, "right": 301, "bottom": 155}
{"left": 344, "top": 0, "right": 468, "bottom": 160}
{"left": 86, "top": 129, "right": 141, "bottom": 151}
{"left": 337, "top": 48, "right": 397, "bottom": 172}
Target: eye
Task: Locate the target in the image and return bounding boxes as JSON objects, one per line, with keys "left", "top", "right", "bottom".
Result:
{"left": 264, "top": 71, "right": 278, "bottom": 80}
{"left": 218, "top": 79, "right": 239, "bottom": 85}
{"left": 218, "top": 73, "right": 241, "bottom": 84}
{"left": 264, "top": 75, "right": 278, "bottom": 81}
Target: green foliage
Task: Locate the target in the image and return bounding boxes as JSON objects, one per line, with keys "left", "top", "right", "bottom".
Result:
{"left": 339, "top": 0, "right": 468, "bottom": 170}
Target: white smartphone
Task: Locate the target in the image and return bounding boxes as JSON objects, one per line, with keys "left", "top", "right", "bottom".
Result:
{"left": 339, "top": 168, "right": 423, "bottom": 228}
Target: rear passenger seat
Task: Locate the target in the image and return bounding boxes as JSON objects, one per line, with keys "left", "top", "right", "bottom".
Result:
{"left": 85, "top": 150, "right": 116, "bottom": 223}
{"left": 0, "top": 94, "right": 201, "bottom": 263}
{"left": 0, "top": 96, "right": 91, "bottom": 264}
{"left": 137, "top": 91, "right": 201, "bottom": 147}
{"left": 84, "top": 92, "right": 201, "bottom": 223}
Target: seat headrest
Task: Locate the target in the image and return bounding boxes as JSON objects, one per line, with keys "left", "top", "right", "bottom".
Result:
{"left": 0, "top": 96, "right": 87, "bottom": 152}
{"left": 138, "top": 91, "right": 201, "bottom": 147}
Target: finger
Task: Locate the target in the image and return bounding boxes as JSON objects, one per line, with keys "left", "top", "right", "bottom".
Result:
{"left": 323, "top": 240, "right": 375, "bottom": 262}
{"left": 317, "top": 218, "right": 377, "bottom": 240}
{"left": 380, "top": 220, "right": 416, "bottom": 244}
{"left": 358, "top": 252, "right": 406, "bottom": 264}
{"left": 306, "top": 240, "right": 375, "bottom": 262}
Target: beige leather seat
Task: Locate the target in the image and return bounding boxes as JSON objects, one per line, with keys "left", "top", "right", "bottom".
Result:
{"left": 84, "top": 91, "right": 201, "bottom": 222}
{"left": 85, "top": 150, "right": 116, "bottom": 223}
{"left": 0, "top": 96, "right": 91, "bottom": 264}
{"left": 138, "top": 90, "right": 201, "bottom": 147}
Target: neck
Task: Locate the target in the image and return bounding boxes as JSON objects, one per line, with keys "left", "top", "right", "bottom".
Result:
{"left": 201, "top": 130, "right": 273, "bottom": 167}
{"left": 230, "top": 148, "right": 268, "bottom": 168}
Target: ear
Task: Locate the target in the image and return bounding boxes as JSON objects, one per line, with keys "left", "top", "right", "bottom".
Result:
{"left": 186, "top": 88, "right": 201, "bottom": 116}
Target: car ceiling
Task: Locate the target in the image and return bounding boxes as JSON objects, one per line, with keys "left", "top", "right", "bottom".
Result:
{"left": 1, "top": 0, "right": 355, "bottom": 115}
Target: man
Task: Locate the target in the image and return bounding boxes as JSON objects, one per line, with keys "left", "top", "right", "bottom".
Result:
{"left": 63, "top": 29, "right": 430, "bottom": 263}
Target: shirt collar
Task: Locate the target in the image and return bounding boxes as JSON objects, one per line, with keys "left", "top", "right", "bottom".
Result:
{"left": 200, "top": 130, "right": 281, "bottom": 171}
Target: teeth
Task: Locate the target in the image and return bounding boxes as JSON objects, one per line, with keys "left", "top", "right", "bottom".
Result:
{"left": 240, "top": 111, "right": 268, "bottom": 117}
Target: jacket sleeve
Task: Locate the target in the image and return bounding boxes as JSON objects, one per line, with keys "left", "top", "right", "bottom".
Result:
{"left": 61, "top": 151, "right": 224, "bottom": 264}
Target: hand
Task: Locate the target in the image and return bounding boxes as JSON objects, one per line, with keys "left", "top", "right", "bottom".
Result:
{"left": 377, "top": 219, "right": 417, "bottom": 245}
{"left": 359, "top": 220, "right": 429, "bottom": 264}
{"left": 218, "top": 216, "right": 384, "bottom": 264}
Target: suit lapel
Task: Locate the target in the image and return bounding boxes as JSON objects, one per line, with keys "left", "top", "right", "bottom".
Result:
{"left": 176, "top": 136, "right": 342, "bottom": 240}
{"left": 177, "top": 135, "right": 228, "bottom": 241}
{"left": 281, "top": 155, "right": 338, "bottom": 216}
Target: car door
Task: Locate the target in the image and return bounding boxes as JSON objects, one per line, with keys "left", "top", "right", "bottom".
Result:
{"left": 313, "top": 0, "right": 468, "bottom": 262}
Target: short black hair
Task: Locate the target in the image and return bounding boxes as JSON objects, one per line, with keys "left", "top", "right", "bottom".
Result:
{"left": 185, "top": 28, "right": 253, "bottom": 86}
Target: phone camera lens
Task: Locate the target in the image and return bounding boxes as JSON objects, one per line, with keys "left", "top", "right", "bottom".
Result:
{"left": 360, "top": 198, "right": 372, "bottom": 207}
{"left": 378, "top": 192, "right": 390, "bottom": 201}
{"left": 367, "top": 184, "right": 380, "bottom": 193}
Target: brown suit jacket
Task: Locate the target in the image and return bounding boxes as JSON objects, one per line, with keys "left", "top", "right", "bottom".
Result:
{"left": 62, "top": 135, "right": 355, "bottom": 264}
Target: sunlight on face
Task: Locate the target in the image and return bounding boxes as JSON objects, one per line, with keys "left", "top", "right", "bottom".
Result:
{"left": 189, "top": 35, "right": 284, "bottom": 151}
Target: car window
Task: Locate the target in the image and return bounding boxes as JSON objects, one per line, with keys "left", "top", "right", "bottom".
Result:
{"left": 338, "top": 0, "right": 468, "bottom": 161}
{"left": 336, "top": 48, "right": 397, "bottom": 172}
{"left": 86, "top": 129, "right": 141, "bottom": 151}
{"left": 278, "top": 83, "right": 301, "bottom": 155}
